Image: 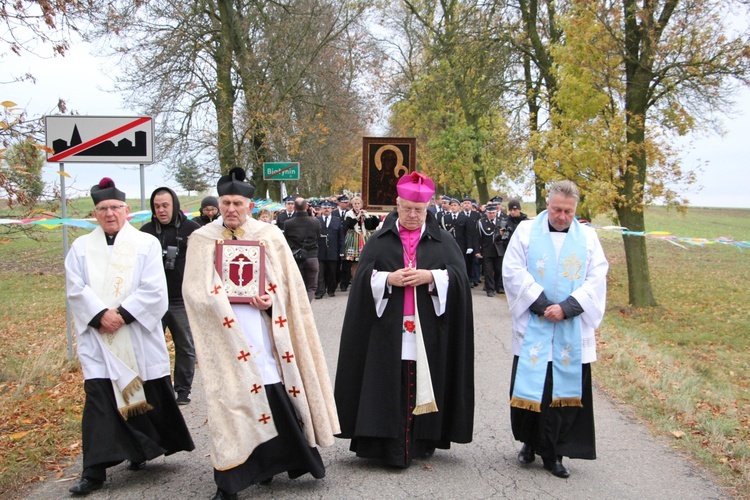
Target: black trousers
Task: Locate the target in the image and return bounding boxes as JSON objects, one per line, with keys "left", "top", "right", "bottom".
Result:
{"left": 339, "top": 259, "right": 353, "bottom": 288}
{"left": 296, "top": 257, "right": 319, "bottom": 302}
{"left": 317, "top": 259, "right": 338, "bottom": 295}
{"left": 482, "top": 255, "right": 503, "bottom": 292}
{"left": 162, "top": 303, "right": 196, "bottom": 396}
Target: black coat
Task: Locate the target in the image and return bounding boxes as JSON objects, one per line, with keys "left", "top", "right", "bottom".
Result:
{"left": 141, "top": 187, "right": 200, "bottom": 302}
{"left": 283, "top": 212, "right": 321, "bottom": 259}
{"left": 276, "top": 210, "right": 295, "bottom": 231}
{"left": 317, "top": 215, "right": 345, "bottom": 261}
{"left": 334, "top": 211, "right": 474, "bottom": 444}
{"left": 477, "top": 213, "right": 508, "bottom": 258}
{"left": 439, "top": 211, "right": 472, "bottom": 253}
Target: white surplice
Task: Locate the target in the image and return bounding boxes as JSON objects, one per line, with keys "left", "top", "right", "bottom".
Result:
{"left": 502, "top": 214, "right": 609, "bottom": 364}
{"left": 65, "top": 222, "right": 170, "bottom": 382}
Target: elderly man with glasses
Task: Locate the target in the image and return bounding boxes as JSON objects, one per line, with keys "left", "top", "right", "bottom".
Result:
{"left": 64, "top": 178, "right": 194, "bottom": 495}
{"left": 335, "top": 171, "right": 475, "bottom": 470}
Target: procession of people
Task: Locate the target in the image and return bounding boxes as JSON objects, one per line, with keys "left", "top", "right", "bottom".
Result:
{"left": 64, "top": 173, "right": 607, "bottom": 497}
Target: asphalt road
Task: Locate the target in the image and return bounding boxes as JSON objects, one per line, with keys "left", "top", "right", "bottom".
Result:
{"left": 26, "top": 286, "right": 729, "bottom": 499}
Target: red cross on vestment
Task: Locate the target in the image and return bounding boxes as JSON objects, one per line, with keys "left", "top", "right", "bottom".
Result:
{"left": 223, "top": 317, "right": 235, "bottom": 328}
{"left": 251, "top": 384, "right": 262, "bottom": 394}
{"left": 237, "top": 350, "right": 250, "bottom": 362}
{"left": 282, "top": 351, "right": 294, "bottom": 363}
{"left": 210, "top": 285, "right": 222, "bottom": 295}
{"left": 288, "top": 386, "right": 300, "bottom": 397}
{"left": 258, "top": 413, "right": 271, "bottom": 424}
{"left": 267, "top": 283, "right": 278, "bottom": 294}
{"left": 275, "top": 316, "right": 287, "bottom": 328}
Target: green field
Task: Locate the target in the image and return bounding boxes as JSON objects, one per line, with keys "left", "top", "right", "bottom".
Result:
{"left": 0, "top": 201, "right": 748, "bottom": 496}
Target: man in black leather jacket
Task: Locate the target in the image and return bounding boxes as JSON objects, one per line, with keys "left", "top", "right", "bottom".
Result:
{"left": 283, "top": 197, "right": 321, "bottom": 302}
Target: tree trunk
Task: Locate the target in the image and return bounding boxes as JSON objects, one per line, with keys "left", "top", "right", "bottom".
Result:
{"left": 522, "top": 53, "right": 545, "bottom": 214}
{"left": 215, "top": 0, "right": 237, "bottom": 175}
{"left": 621, "top": 0, "right": 658, "bottom": 307}
{"left": 616, "top": 202, "right": 656, "bottom": 307}
{"left": 622, "top": 75, "right": 657, "bottom": 306}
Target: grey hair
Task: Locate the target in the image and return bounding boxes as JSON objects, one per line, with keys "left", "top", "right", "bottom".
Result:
{"left": 547, "top": 180, "right": 580, "bottom": 202}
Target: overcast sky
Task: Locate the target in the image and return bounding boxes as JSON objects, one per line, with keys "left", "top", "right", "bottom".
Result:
{"left": 4, "top": 42, "right": 749, "bottom": 209}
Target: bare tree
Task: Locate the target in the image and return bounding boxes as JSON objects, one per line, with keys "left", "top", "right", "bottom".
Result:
{"left": 92, "top": 0, "right": 375, "bottom": 198}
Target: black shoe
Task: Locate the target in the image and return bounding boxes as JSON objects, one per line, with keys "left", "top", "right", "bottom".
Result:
{"left": 211, "top": 488, "right": 238, "bottom": 500}
{"left": 176, "top": 392, "right": 191, "bottom": 405}
{"left": 69, "top": 477, "right": 103, "bottom": 495}
{"left": 328, "top": 293, "right": 335, "bottom": 297}
{"left": 314, "top": 294, "right": 324, "bottom": 299}
{"left": 417, "top": 446, "right": 435, "bottom": 459}
{"left": 496, "top": 288, "right": 505, "bottom": 294}
{"left": 126, "top": 460, "right": 147, "bottom": 471}
{"left": 543, "top": 457, "right": 570, "bottom": 478}
{"left": 259, "top": 477, "right": 273, "bottom": 485}
{"left": 340, "top": 284, "right": 349, "bottom": 292}
{"left": 517, "top": 443, "right": 535, "bottom": 465}
{"left": 486, "top": 291, "right": 495, "bottom": 297}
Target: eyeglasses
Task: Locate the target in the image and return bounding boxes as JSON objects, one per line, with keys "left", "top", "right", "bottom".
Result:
{"left": 95, "top": 205, "right": 127, "bottom": 213}
{"left": 203, "top": 207, "right": 219, "bottom": 213}
{"left": 398, "top": 206, "right": 427, "bottom": 215}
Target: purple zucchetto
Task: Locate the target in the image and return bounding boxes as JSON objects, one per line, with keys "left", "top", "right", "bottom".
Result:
{"left": 91, "top": 177, "right": 126, "bottom": 204}
{"left": 396, "top": 171, "right": 435, "bottom": 203}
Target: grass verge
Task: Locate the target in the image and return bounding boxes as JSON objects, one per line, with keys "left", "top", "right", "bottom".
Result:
{"left": 594, "top": 206, "right": 750, "bottom": 497}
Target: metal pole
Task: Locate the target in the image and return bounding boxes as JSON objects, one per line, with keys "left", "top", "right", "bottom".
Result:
{"left": 140, "top": 163, "right": 146, "bottom": 210}
{"left": 60, "top": 163, "right": 74, "bottom": 359}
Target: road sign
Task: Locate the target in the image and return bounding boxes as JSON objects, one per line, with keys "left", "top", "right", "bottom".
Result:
{"left": 44, "top": 115, "right": 154, "bottom": 164}
{"left": 263, "top": 162, "right": 300, "bottom": 181}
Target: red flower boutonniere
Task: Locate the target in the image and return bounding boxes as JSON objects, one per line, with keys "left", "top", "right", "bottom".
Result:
{"left": 404, "top": 320, "right": 416, "bottom": 333}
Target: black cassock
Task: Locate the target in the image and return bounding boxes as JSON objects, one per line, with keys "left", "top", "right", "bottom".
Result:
{"left": 334, "top": 211, "right": 474, "bottom": 467}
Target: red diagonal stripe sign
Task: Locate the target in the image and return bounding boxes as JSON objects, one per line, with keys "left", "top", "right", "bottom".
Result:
{"left": 267, "top": 163, "right": 297, "bottom": 179}
{"left": 48, "top": 117, "right": 151, "bottom": 162}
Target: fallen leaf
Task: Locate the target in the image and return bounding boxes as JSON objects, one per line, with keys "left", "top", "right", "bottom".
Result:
{"left": 10, "top": 431, "right": 30, "bottom": 440}
{"left": 671, "top": 430, "right": 685, "bottom": 439}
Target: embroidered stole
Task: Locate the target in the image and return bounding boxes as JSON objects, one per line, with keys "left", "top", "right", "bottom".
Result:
{"left": 510, "top": 211, "right": 586, "bottom": 412}
{"left": 398, "top": 224, "right": 438, "bottom": 415}
{"left": 86, "top": 223, "right": 152, "bottom": 419}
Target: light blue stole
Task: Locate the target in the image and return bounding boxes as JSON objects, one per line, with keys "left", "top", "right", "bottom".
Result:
{"left": 510, "top": 211, "right": 587, "bottom": 412}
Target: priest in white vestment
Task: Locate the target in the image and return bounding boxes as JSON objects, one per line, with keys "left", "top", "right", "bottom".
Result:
{"left": 65, "top": 178, "right": 194, "bottom": 495}
{"left": 502, "top": 180, "right": 608, "bottom": 479}
{"left": 182, "top": 168, "right": 339, "bottom": 500}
